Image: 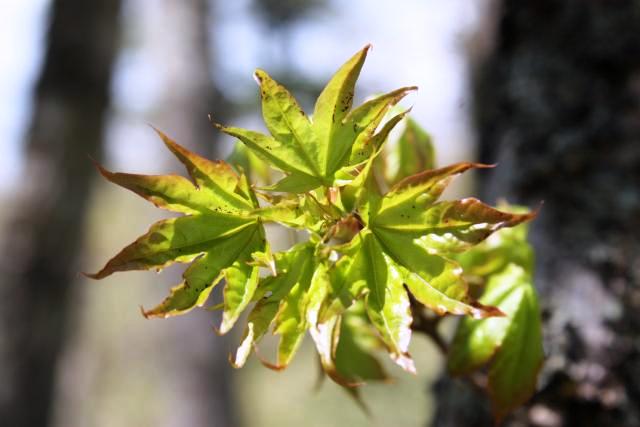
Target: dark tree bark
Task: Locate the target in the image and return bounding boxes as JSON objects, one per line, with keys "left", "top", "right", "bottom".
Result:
{"left": 432, "top": 1, "right": 640, "bottom": 426}
{"left": 0, "top": 0, "right": 122, "bottom": 426}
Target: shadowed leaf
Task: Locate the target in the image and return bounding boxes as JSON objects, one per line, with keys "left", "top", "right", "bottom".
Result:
{"left": 384, "top": 117, "right": 435, "bottom": 185}
{"left": 448, "top": 264, "right": 543, "bottom": 420}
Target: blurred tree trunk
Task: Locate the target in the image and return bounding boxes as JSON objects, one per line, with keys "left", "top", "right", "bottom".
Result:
{"left": 54, "top": 1, "right": 237, "bottom": 426}
{"left": 0, "top": 0, "right": 122, "bottom": 426}
{"left": 431, "top": 1, "right": 640, "bottom": 426}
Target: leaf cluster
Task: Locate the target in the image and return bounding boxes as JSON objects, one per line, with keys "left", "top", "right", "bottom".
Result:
{"left": 90, "top": 45, "right": 541, "bottom": 418}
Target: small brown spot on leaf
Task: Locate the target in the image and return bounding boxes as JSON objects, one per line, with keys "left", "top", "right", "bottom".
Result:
{"left": 149, "top": 232, "right": 167, "bottom": 244}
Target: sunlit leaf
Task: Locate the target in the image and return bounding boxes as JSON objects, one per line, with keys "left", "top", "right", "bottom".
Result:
{"left": 348, "top": 109, "right": 409, "bottom": 167}
{"left": 319, "top": 253, "right": 367, "bottom": 322}
{"left": 342, "top": 231, "right": 415, "bottom": 372}
{"left": 313, "top": 45, "right": 370, "bottom": 176}
{"left": 372, "top": 226, "right": 501, "bottom": 319}
{"left": 374, "top": 162, "right": 493, "bottom": 225}
{"left": 262, "top": 172, "right": 324, "bottom": 194}
{"left": 216, "top": 45, "right": 415, "bottom": 188}
{"left": 89, "top": 132, "right": 265, "bottom": 321}
{"left": 142, "top": 224, "right": 263, "bottom": 319}
{"left": 231, "top": 243, "right": 315, "bottom": 367}
{"left": 455, "top": 205, "right": 535, "bottom": 277}
{"left": 338, "top": 88, "right": 415, "bottom": 169}
{"left": 215, "top": 124, "right": 321, "bottom": 182}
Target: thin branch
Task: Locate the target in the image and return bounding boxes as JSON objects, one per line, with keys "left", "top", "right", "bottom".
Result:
{"left": 408, "top": 292, "right": 448, "bottom": 354}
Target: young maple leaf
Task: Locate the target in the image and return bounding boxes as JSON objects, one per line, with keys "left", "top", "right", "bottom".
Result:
{"left": 215, "top": 45, "right": 416, "bottom": 192}
{"left": 88, "top": 129, "right": 267, "bottom": 334}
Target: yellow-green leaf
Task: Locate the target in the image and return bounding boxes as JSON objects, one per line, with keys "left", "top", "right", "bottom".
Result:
{"left": 216, "top": 124, "right": 320, "bottom": 181}
{"left": 348, "top": 109, "right": 409, "bottom": 167}
{"left": 375, "top": 197, "right": 535, "bottom": 253}
{"left": 262, "top": 172, "right": 323, "bottom": 194}
{"left": 227, "top": 142, "right": 272, "bottom": 185}
{"left": 142, "top": 224, "right": 262, "bottom": 318}
{"left": 373, "top": 229, "right": 501, "bottom": 318}
{"left": 154, "top": 128, "right": 255, "bottom": 211}
{"left": 375, "top": 162, "right": 492, "bottom": 223}
{"left": 365, "top": 267, "right": 415, "bottom": 373}
{"left": 231, "top": 298, "right": 280, "bottom": 368}
{"left": 88, "top": 215, "right": 254, "bottom": 279}
{"left": 336, "top": 87, "right": 416, "bottom": 171}
{"left": 313, "top": 45, "right": 370, "bottom": 175}
{"left": 271, "top": 246, "right": 316, "bottom": 368}
{"left": 342, "top": 231, "right": 415, "bottom": 372}
{"left": 254, "top": 69, "right": 321, "bottom": 177}
{"left": 219, "top": 227, "right": 265, "bottom": 333}
{"left": 231, "top": 243, "right": 315, "bottom": 367}
{"left": 90, "top": 130, "right": 266, "bottom": 323}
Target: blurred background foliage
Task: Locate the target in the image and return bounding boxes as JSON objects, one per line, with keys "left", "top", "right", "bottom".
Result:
{"left": 1, "top": 0, "right": 638, "bottom": 426}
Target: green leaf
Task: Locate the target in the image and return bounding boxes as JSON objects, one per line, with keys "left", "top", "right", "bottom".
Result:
{"left": 348, "top": 108, "right": 410, "bottom": 167}
{"left": 448, "top": 263, "right": 543, "bottom": 420}
{"left": 313, "top": 303, "right": 389, "bottom": 388}
{"left": 384, "top": 117, "right": 435, "bottom": 185}
{"left": 154, "top": 128, "right": 256, "bottom": 212}
{"left": 337, "top": 88, "right": 416, "bottom": 170}
{"left": 231, "top": 243, "right": 316, "bottom": 368}
{"left": 252, "top": 199, "right": 307, "bottom": 228}
{"left": 143, "top": 224, "right": 262, "bottom": 319}
{"left": 306, "top": 264, "right": 353, "bottom": 384}
{"left": 374, "top": 162, "right": 492, "bottom": 224}
{"left": 375, "top": 197, "right": 535, "bottom": 253}
{"left": 309, "top": 313, "right": 343, "bottom": 383}
{"left": 313, "top": 45, "right": 370, "bottom": 176}
{"left": 254, "top": 69, "right": 321, "bottom": 177}
{"left": 230, "top": 298, "right": 281, "bottom": 368}
{"left": 319, "top": 253, "right": 367, "bottom": 322}
{"left": 262, "top": 172, "right": 323, "bottom": 194}
{"left": 93, "top": 165, "right": 222, "bottom": 215}
{"left": 215, "top": 124, "right": 321, "bottom": 182}
{"left": 270, "top": 245, "right": 317, "bottom": 368}
{"left": 341, "top": 142, "right": 384, "bottom": 216}
{"left": 89, "top": 131, "right": 266, "bottom": 321}
{"left": 220, "top": 227, "right": 265, "bottom": 333}
{"left": 372, "top": 228, "right": 501, "bottom": 318}
{"left": 217, "top": 46, "right": 416, "bottom": 188}
{"left": 90, "top": 47, "right": 543, "bottom": 418}
{"left": 420, "top": 199, "right": 533, "bottom": 250}
{"left": 455, "top": 204, "right": 535, "bottom": 277}
{"left": 273, "top": 281, "right": 308, "bottom": 367}
{"left": 88, "top": 214, "right": 254, "bottom": 279}
{"left": 345, "top": 231, "right": 415, "bottom": 372}
{"left": 365, "top": 271, "right": 415, "bottom": 373}
{"left": 335, "top": 306, "right": 388, "bottom": 383}
{"left": 227, "top": 142, "right": 272, "bottom": 185}
{"left": 306, "top": 262, "right": 331, "bottom": 328}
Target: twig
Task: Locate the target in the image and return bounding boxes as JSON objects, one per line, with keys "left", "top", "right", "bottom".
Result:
{"left": 408, "top": 292, "right": 448, "bottom": 354}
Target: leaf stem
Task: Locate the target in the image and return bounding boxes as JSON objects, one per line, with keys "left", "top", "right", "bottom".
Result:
{"left": 305, "top": 191, "right": 335, "bottom": 221}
